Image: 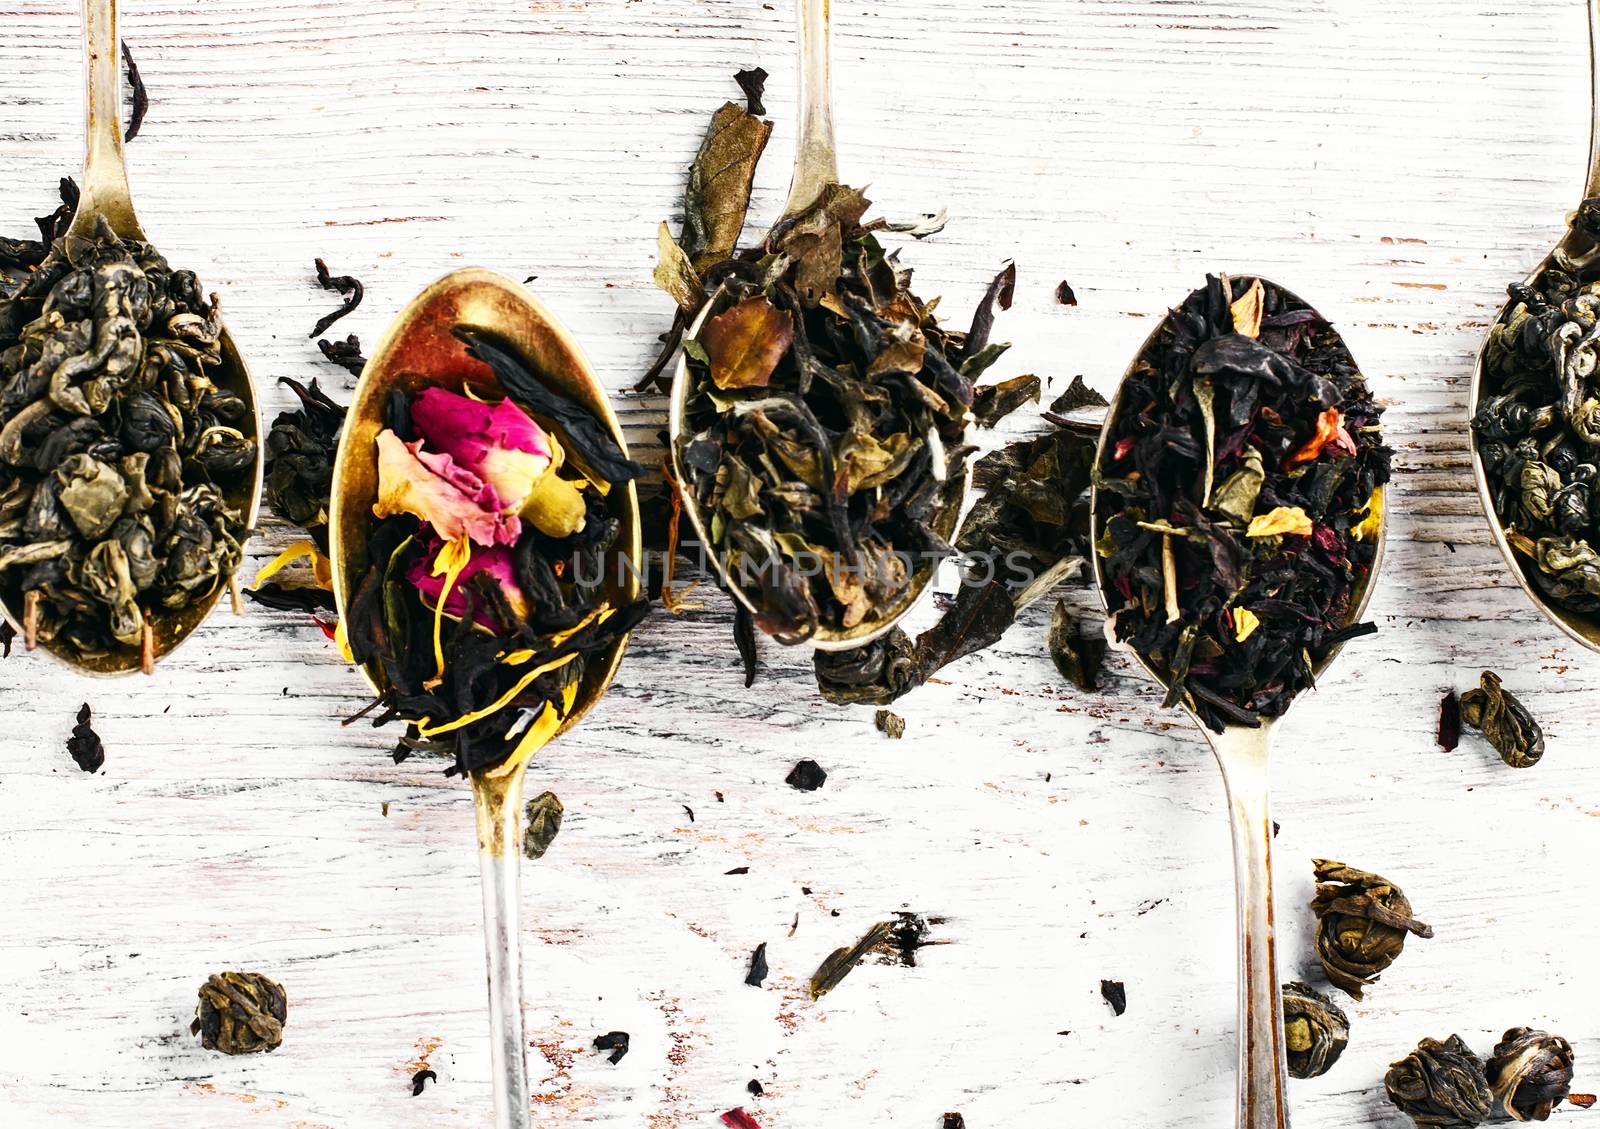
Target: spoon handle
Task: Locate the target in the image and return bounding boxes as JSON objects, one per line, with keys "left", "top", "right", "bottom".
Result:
{"left": 1586, "top": 0, "right": 1600, "bottom": 198}
{"left": 473, "top": 767, "right": 532, "bottom": 1129}
{"left": 781, "top": 0, "right": 839, "bottom": 219}
{"left": 1210, "top": 726, "right": 1291, "bottom": 1129}
{"left": 76, "top": 0, "right": 136, "bottom": 236}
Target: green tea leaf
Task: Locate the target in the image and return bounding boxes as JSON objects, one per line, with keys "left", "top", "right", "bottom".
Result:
{"left": 653, "top": 222, "right": 702, "bottom": 311}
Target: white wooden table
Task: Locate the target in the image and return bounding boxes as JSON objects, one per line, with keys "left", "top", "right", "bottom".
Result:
{"left": 2, "top": 2, "right": 1597, "bottom": 1126}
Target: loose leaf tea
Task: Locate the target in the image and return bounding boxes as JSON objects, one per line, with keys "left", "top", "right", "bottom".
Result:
{"left": 191, "top": 971, "right": 287, "bottom": 1055}
{"left": 1049, "top": 599, "right": 1107, "bottom": 691}
{"left": 1459, "top": 670, "right": 1545, "bottom": 768}
{"left": 66, "top": 702, "right": 104, "bottom": 772}
{"left": 344, "top": 327, "right": 649, "bottom": 776}
{"left": 1099, "top": 979, "right": 1127, "bottom": 1016}
{"left": 593, "top": 1030, "right": 630, "bottom": 1065}
{"left": 522, "top": 790, "right": 564, "bottom": 860}
{"left": 1385, "top": 1035, "right": 1493, "bottom": 1129}
{"left": 1095, "top": 276, "right": 1389, "bottom": 731}
{"left": 814, "top": 413, "right": 1099, "bottom": 705}
{"left": 1311, "top": 859, "right": 1432, "bottom": 999}
{"left": 1281, "top": 981, "right": 1349, "bottom": 1079}
{"left": 0, "top": 217, "right": 256, "bottom": 665}
{"left": 874, "top": 708, "right": 905, "bottom": 738}
{"left": 785, "top": 759, "right": 827, "bottom": 791}
{"left": 745, "top": 942, "right": 769, "bottom": 987}
{"left": 310, "top": 257, "right": 363, "bottom": 339}
{"left": 317, "top": 334, "right": 366, "bottom": 376}
{"left": 411, "top": 1069, "right": 437, "bottom": 1096}
{"left": 1438, "top": 689, "right": 1462, "bottom": 752}
{"left": 1473, "top": 207, "right": 1600, "bottom": 612}
{"left": 733, "top": 67, "right": 768, "bottom": 116}
{"left": 121, "top": 42, "right": 148, "bottom": 143}
{"left": 809, "top": 920, "right": 893, "bottom": 1000}
{"left": 1487, "top": 1028, "right": 1574, "bottom": 1122}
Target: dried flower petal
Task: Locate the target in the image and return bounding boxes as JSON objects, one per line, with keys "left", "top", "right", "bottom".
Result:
{"left": 373, "top": 430, "right": 519, "bottom": 547}
{"left": 700, "top": 296, "right": 794, "bottom": 390}
{"left": 1247, "top": 506, "right": 1313, "bottom": 538}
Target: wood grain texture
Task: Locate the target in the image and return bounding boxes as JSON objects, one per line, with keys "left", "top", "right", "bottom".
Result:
{"left": 1, "top": 1, "right": 1597, "bottom": 1126}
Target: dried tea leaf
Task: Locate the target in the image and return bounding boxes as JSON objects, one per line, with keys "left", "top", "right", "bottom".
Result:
{"left": 874, "top": 709, "right": 905, "bottom": 739}
{"left": 121, "top": 42, "right": 149, "bottom": 142}
{"left": 523, "top": 790, "right": 564, "bottom": 860}
{"left": 66, "top": 703, "right": 104, "bottom": 773}
{"left": 653, "top": 222, "right": 702, "bottom": 312}
{"left": 311, "top": 257, "right": 363, "bottom": 338}
{"left": 809, "top": 920, "right": 893, "bottom": 999}
{"left": 1459, "top": 670, "right": 1544, "bottom": 768}
{"left": 593, "top": 1031, "right": 629, "bottom": 1065}
{"left": 1437, "top": 690, "right": 1461, "bottom": 752}
{"left": 1487, "top": 1027, "right": 1574, "bottom": 1122}
{"left": 1055, "top": 281, "right": 1077, "bottom": 306}
{"left": 785, "top": 759, "right": 827, "bottom": 791}
{"left": 971, "top": 373, "right": 1041, "bottom": 428}
{"left": 745, "top": 942, "right": 769, "bottom": 987}
{"left": 1311, "top": 859, "right": 1432, "bottom": 999}
{"left": 1281, "top": 981, "right": 1349, "bottom": 1079}
{"left": 1049, "top": 600, "right": 1106, "bottom": 691}
{"left": 1047, "top": 374, "right": 1107, "bottom": 415}
{"left": 733, "top": 601, "right": 759, "bottom": 686}
{"left": 734, "top": 67, "right": 767, "bottom": 115}
{"left": 700, "top": 297, "right": 794, "bottom": 390}
{"left": 191, "top": 971, "right": 287, "bottom": 1055}
{"left": 1100, "top": 979, "right": 1126, "bottom": 1016}
{"left": 411, "top": 1069, "right": 437, "bottom": 1096}
{"left": 682, "top": 103, "right": 773, "bottom": 271}
{"left": 1385, "top": 1036, "right": 1492, "bottom": 1129}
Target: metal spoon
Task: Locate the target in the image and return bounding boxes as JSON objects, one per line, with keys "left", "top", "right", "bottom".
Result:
{"left": 1088, "top": 278, "right": 1387, "bottom": 1129}
{"left": 1467, "top": 0, "right": 1600, "bottom": 652}
{"left": 667, "top": 0, "right": 969, "bottom": 650}
{"left": 327, "top": 269, "right": 642, "bottom": 1129}
{"left": 0, "top": 0, "right": 263, "bottom": 674}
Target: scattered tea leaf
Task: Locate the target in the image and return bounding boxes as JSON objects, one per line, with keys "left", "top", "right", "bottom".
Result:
{"left": 317, "top": 334, "right": 366, "bottom": 376}
{"left": 1047, "top": 374, "right": 1107, "bottom": 416}
{"left": 1100, "top": 979, "right": 1126, "bottom": 1016}
{"left": 1384, "top": 1035, "right": 1491, "bottom": 1129}
{"left": 1570, "top": 1093, "right": 1597, "bottom": 1108}
{"left": 874, "top": 709, "right": 905, "bottom": 739}
{"left": 1049, "top": 600, "right": 1107, "bottom": 691}
{"left": 310, "top": 257, "right": 363, "bottom": 338}
{"left": 734, "top": 67, "right": 768, "bottom": 115}
{"left": 733, "top": 602, "right": 759, "bottom": 687}
{"left": 1, "top": 620, "right": 14, "bottom": 657}
{"left": 121, "top": 42, "right": 149, "bottom": 142}
{"left": 653, "top": 222, "right": 703, "bottom": 312}
{"left": 523, "top": 790, "right": 564, "bottom": 860}
{"left": 971, "top": 373, "right": 1041, "bottom": 428}
{"left": 809, "top": 921, "right": 893, "bottom": 999}
{"left": 1459, "top": 670, "right": 1545, "bottom": 768}
{"left": 1281, "top": 981, "right": 1349, "bottom": 1079}
{"left": 1437, "top": 690, "right": 1461, "bottom": 752}
{"left": 1312, "top": 859, "right": 1432, "bottom": 999}
{"left": 725, "top": 866, "right": 750, "bottom": 875}
{"left": 942, "top": 1115, "right": 967, "bottom": 1129}
{"left": 747, "top": 1079, "right": 765, "bottom": 1096}
{"left": 191, "top": 971, "right": 286, "bottom": 1055}
{"left": 745, "top": 942, "right": 769, "bottom": 987}
{"left": 411, "top": 1068, "right": 437, "bottom": 1096}
{"left": 682, "top": 102, "right": 773, "bottom": 272}
{"left": 67, "top": 703, "right": 104, "bottom": 773}
{"left": 1055, "top": 280, "right": 1077, "bottom": 307}
{"left": 785, "top": 759, "right": 827, "bottom": 791}
{"left": 1487, "top": 1027, "right": 1574, "bottom": 1121}
{"left": 593, "top": 1031, "right": 629, "bottom": 1065}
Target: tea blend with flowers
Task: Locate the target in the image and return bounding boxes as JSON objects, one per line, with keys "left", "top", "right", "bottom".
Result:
{"left": 1094, "top": 275, "right": 1390, "bottom": 730}
{"left": 342, "top": 325, "right": 649, "bottom": 776}
{"left": 0, "top": 214, "right": 255, "bottom": 665}
{"left": 1475, "top": 205, "right": 1600, "bottom": 610}
{"left": 654, "top": 76, "right": 1026, "bottom": 643}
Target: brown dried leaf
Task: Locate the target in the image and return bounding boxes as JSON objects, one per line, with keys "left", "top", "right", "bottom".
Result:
{"left": 701, "top": 297, "right": 793, "bottom": 390}
{"left": 682, "top": 103, "right": 774, "bottom": 272}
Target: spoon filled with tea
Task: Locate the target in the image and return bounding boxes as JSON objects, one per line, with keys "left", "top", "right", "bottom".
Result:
{"left": 0, "top": 0, "right": 262, "bottom": 674}
{"left": 1090, "top": 274, "right": 1390, "bottom": 1129}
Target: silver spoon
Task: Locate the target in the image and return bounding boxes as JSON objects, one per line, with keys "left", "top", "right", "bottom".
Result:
{"left": 0, "top": 0, "right": 263, "bottom": 674}
{"left": 328, "top": 270, "right": 643, "bottom": 1129}
{"left": 1467, "top": 0, "right": 1600, "bottom": 652}
{"left": 1089, "top": 278, "right": 1387, "bottom": 1129}
{"left": 667, "top": 0, "right": 970, "bottom": 651}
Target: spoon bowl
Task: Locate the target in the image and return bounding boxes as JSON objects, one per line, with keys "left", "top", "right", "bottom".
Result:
{"left": 329, "top": 267, "right": 641, "bottom": 1129}
{"left": 0, "top": 0, "right": 262, "bottom": 674}
{"left": 665, "top": 0, "right": 970, "bottom": 650}
{"left": 1089, "top": 276, "right": 1387, "bottom": 1129}
{"left": 1467, "top": 0, "right": 1600, "bottom": 653}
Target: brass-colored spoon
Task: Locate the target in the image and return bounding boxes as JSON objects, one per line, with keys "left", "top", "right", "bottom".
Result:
{"left": 328, "top": 269, "right": 642, "bottom": 1129}
{"left": 667, "top": 0, "right": 969, "bottom": 651}
{"left": 0, "top": 0, "right": 263, "bottom": 674}
{"left": 1467, "top": 0, "right": 1600, "bottom": 652}
{"left": 1088, "top": 278, "right": 1387, "bottom": 1129}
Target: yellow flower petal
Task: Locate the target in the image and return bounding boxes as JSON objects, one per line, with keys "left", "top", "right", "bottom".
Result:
{"left": 1231, "top": 279, "right": 1264, "bottom": 339}
{"left": 1351, "top": 487, "right": 1384, "bottom": 542}
{"left": 1247, "top": 506, "right": 1313, "bottom": 538}
{"left": 486, "top": 681, "right": 581, "bottom": 778}
{"left": 1234, "top": 607, "right": 1261, "bottom": 642}
{"left": 252, "top": 541, "right": 327, "bottom": 588}
{"left": 332, "top": 616, "right": 355, "bottom": 664}
{"left": 417, "top": 651, "right": 579, "bottom": 738}
{"left": 429, "top": 535, "right": 474, "bottom": 681}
